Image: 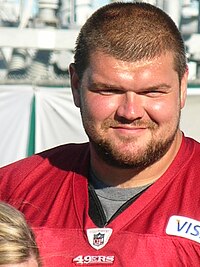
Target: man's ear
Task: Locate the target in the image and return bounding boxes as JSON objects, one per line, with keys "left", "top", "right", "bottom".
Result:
{"left": 180, "top": 66, "right": 189, "bottom": 109}
{"left": 69, "top": 63, "right": 81, "bottom": 108}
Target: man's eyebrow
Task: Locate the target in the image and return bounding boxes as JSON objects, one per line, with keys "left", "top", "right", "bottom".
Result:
{"left": 147, "top": 83, "right": 171, "bottom": 89}
{"left": 141, "top": 83, "right": 172, "bottom": 92}
{"left": 89, "top": 82, "right": 121, "bottom": 89}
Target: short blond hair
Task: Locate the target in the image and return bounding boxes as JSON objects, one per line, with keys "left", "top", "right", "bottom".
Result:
{"left": 0, "top": 202, "right": 41, "bottom": 266}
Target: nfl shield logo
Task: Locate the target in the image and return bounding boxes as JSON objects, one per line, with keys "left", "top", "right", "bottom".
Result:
{"left": 93, "top": 232, "right": 105, "bottom": 246}
{"left": 87, "top": 228, "right": 113, "bottom": 250}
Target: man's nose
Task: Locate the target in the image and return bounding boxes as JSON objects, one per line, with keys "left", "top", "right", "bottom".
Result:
{"left": 116, "top": 92, "right": 145, "bottom": 121}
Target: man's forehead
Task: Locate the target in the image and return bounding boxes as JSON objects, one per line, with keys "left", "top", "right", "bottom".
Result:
{"left": 89, "top": 50, "right": 175, "bottom": 67}
{"left": 87, "top": 51, "right": 175, "bottom": 77}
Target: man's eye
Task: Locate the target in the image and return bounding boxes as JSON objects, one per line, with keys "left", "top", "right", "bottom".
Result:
{"left": 98, "top": 89, "right": 122, "bottom": 95}
{"left": 143, "top": 90, "right": 166, "bottom": 97}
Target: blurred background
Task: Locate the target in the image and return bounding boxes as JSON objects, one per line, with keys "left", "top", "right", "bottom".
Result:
{"left": 0, "top": 0, "right": 200, "bottom": 166}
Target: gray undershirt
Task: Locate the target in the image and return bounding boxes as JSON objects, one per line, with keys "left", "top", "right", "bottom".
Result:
{"left": 90, "top": 169, "right": 150, "bottom": 221}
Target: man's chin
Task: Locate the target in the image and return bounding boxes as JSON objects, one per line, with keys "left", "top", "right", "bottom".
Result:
{"left": 91, "top": 140, "right": 148, "bottom": 168}
{"left": 90, "top": 133, "right": 176, "bottom": 170}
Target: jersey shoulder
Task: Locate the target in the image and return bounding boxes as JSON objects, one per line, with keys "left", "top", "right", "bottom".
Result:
{"left": 0, "top": 142, "right": 90, "bottom": 200}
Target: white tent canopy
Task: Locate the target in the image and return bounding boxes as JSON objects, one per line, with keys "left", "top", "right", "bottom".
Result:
{"left": 0, "top": 85, "right": 88, "bottom": 167}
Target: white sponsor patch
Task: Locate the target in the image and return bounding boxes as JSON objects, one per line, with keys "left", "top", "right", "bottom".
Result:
{"left": 86, "top": 228, "right": 113, "bottom": 250}
{"left": 166, "top": 215, "right": 200, "bottom": 244}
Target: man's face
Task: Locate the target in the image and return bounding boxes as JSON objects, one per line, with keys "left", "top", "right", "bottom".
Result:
{"left": 70, "top": 51, "right": 187, "bottom": 169}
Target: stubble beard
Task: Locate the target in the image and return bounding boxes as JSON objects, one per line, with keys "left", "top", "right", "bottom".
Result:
{"left": 81, "top": 111, "right": 181, "bottom": 171}
{"left": 90, "top": 132, "right": 177, "bottom": 170}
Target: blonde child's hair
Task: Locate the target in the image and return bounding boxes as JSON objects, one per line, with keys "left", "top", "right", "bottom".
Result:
{"left": 0, "top": 202, "right": 41, "bottom": 266}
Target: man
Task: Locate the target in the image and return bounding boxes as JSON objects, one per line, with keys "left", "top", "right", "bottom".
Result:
{"left": 0, "top": 2, "right": 200, "bottom": 266}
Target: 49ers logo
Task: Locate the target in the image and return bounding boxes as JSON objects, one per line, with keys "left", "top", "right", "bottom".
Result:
{"left": 73, "top": 255, "right": 114, "bottom": 265}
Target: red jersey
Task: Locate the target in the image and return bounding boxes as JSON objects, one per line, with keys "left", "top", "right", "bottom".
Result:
{"left": 0, "top": 136, "right": 200, "bottom": 266}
